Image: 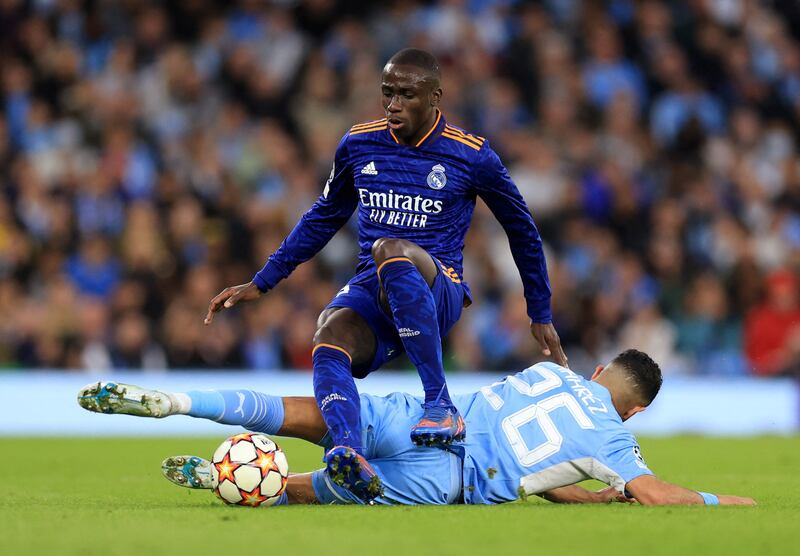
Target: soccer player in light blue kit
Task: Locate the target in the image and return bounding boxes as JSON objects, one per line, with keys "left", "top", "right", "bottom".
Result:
{"left": 77, "top": 350, "right": 754, "bottom": 506}
{"left": 200, "top": 48, "right": 566, "bottom": 501}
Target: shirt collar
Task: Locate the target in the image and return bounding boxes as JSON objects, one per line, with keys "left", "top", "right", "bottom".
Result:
{"left": 389, "top": 109, "right": 444, "bottom": 148}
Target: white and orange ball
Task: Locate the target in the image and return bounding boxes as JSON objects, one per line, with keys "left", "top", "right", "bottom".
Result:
{"left": 211, "top": 433, "right": 289, "bottom": 507}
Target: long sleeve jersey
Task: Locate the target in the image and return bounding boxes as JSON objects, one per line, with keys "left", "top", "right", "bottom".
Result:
{"left": 253, "top": 111, "right": 553, "bottom": 322}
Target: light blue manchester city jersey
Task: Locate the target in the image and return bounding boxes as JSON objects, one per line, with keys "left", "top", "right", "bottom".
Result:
{"left": 455, "top": 362, "right": 653, "bottom": 504}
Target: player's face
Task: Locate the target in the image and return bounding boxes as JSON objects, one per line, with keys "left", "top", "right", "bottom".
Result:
{"left": 381, "top": 63, "right": 441, "bottom": 143}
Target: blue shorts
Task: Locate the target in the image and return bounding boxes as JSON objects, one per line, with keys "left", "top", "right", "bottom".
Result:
{"left": 312, "top": 392, "right": 464, "bottom": 505}
{"left": 326, "top": 259, "right": 466, "bottom": 377}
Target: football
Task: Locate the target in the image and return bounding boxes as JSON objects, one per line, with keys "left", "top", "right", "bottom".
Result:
{"left": 211, "top": 433, "right": 289, "bottom": 507}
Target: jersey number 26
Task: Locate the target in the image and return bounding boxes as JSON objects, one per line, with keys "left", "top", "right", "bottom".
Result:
{"left": 480, "top": 367, "right": 594, "bottom": 467}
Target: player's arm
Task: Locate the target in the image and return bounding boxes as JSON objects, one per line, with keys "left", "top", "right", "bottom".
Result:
{"left": 539, "top": 484, "right": 633, "bottom": 504}
{"left": 625, "top": 474, "right": 755, "bottom": 506}
{"left": 472, "top": 144, "right": 567, "bottom": 366}
{"left": 205, "top": 135, "right": 358, "bottom": 323}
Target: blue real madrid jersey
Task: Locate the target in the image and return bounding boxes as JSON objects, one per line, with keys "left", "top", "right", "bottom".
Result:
{"left": 252, "top": 111, "right": 552, "bottom": 322}
{"left": 455, "top": 362, "right": 653, "bottom": 504}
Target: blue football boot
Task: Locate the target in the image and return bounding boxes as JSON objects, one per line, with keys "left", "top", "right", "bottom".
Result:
{"left": 410, "top": 403, "right": 466, "bottom": 447}
{"left": 323, "top": 446, "right": 383, "bottom": 502}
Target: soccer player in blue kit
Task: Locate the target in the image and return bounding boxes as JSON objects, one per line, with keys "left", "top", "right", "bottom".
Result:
{"left": 77, "top": 350, "right": 754, "bottom": 506}
{"left": 202, "top": 48, "right": 567, "bottom": 501}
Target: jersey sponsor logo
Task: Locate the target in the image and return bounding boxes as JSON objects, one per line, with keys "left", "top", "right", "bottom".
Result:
{"left": 357, "top": 187, "right": 443, "bottom": 229}
{"left": 361, "top": 161, "right": 378, "bottom": 175}
{"left": 427, "top": 164, "right": 447, "bottom": 190}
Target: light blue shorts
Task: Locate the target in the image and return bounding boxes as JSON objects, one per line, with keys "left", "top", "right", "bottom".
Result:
{"left": 312, "top": 392, "right": 463, "bottom": 505}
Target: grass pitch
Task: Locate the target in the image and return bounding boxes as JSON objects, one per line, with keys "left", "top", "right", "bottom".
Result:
{"left": 0, "top": 436, "right": 797, "bottom": 556}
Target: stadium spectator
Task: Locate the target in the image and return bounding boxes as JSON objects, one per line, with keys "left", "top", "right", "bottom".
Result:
{"left": 0, "top": 0, "right": 799, "bottom": 376}
{"left": 745, "top": 270, "right": 800, "bottom": 376}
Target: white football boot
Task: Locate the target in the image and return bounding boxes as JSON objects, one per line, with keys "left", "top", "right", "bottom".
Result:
{"left": 77, "top": 381, "right": 176, "bottom": 417}
{"left": 161, "top": 455, "right": 212, "bottom": 489}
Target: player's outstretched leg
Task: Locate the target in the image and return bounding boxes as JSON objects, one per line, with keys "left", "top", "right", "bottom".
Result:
{"left": 323, "top": 446, "right": 384, "bottom": 501}
{"left": 78, "top": 382, "right": 289, "bottom": 435}
{"left": 373, "top": 238, "right": 465, "bottom": 446}
{"left": 162, "top": 455, "right": 213, "bottom": 489}
{"left": 78, "top": 381, "right": 180, "bottom": 417}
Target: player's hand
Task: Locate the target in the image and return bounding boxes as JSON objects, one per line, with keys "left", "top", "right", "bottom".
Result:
{"left": 594, "top": 486, "right": 635, "bottom": 504}
{"left": 530, "top": 322, "right": 568, "bottom": 367}
{"left": 717, "top": 495, "right": 757, "bottom": 506}
{"left": 204, "top": 281, "right": 263, "bottom": 325}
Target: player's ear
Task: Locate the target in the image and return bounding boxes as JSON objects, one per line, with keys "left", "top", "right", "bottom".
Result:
{"left": 622, "top": 405, "right": 646, "bottom": 421}
{"left": 430, "top": 87, "right": 442, "bottom": 106}
{"left": 590, "top": 365, "right": 604, "bottom": 380}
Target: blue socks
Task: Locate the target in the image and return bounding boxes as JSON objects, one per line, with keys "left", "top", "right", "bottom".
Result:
{"left": 378, "top": 257, "right": 451, "bottom": 405}
{"left": 186, "top": 390, "right": 285, "bottom": 435}
{"left": 312, "top": 344, "right": 363, "bottom": 453}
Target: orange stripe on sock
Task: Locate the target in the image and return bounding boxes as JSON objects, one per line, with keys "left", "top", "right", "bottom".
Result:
{"left": 376, "top": 256, "right": 413, "bottom": 275}
{"left": 312, "top": 343, "right": 352, "bottom": 363}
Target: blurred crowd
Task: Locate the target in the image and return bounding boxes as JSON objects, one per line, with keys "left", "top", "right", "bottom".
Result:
{"left": 2, "top": 0, "right": 800, "bottom": 377}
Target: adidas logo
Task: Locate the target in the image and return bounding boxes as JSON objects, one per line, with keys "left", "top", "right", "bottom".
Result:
{"left": 361, "top": 161, "right": 378, "bottom": 175}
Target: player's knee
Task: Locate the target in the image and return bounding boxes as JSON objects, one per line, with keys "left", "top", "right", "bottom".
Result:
{"left": 313, "top": 321, "right": 355, "bottom": 356}
{"left": 313, "top": 322, "right": 335, "bottom": 347}
{"left": 371, "top": 237, "right": 411, "bottom": 264}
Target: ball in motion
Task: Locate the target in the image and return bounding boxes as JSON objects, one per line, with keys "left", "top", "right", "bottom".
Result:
{"left": 211, "top": 433, "right": 289, "bottom": 507}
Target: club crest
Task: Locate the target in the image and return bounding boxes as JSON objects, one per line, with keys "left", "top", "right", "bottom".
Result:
{"left": 427, "top": 164, "right": 447, "bottom": 190}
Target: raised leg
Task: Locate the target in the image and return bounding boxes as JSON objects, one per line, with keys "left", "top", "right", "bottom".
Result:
{"left": 371, "top": 238, "right": 465, "bottom": 445}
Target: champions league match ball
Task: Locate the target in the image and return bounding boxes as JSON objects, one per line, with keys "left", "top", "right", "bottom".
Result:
{"left": 211, "top": 433, "right": 289, "bottom": 507}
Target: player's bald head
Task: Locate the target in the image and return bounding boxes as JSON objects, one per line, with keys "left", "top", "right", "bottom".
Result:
{"left": 384, "top": 48, "right": 441, "bottom": 88}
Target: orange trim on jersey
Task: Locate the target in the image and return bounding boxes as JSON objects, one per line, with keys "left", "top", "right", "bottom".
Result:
{"left": 441, "top": 132, "right": 482, "bottom": 151}
{"left": 312, "top": 343, "right": 353, "bottom": 363}
{"left": 350, "top": 126, "right": 386, "bottom": 135}
{"left": 443, "top": 126, "right": 484, "bottom": 146}
{"left": 350, "top": 124, "right": 388, "bottom": 135}
{"left": 414, "top": 110, "right": 442, "bottom": 147}
{"left": 350, "top": 127, "right": 387, "bottom": 135}
{"left": 386, "top": 110, "right": 442, "bottom": 147}
{"left": 351, "top": 118, "right": 387, "bottom": 130}
{"left": 444, "top": 124, "right": 485, "bottom": 143}
{"left": 376, "top": 256, "right": 413, "bottom": 275}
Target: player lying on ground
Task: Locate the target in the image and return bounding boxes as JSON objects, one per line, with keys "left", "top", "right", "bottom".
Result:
{"left": 78, "top": 349, "right": 754, "bottom": 506}
{"left": 201, "top": 48, "right": 566, "bottom": 500}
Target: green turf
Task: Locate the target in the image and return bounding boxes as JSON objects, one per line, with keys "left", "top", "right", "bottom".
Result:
{"left": 0, "top": 436, "right": 797, "bottom": 556}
